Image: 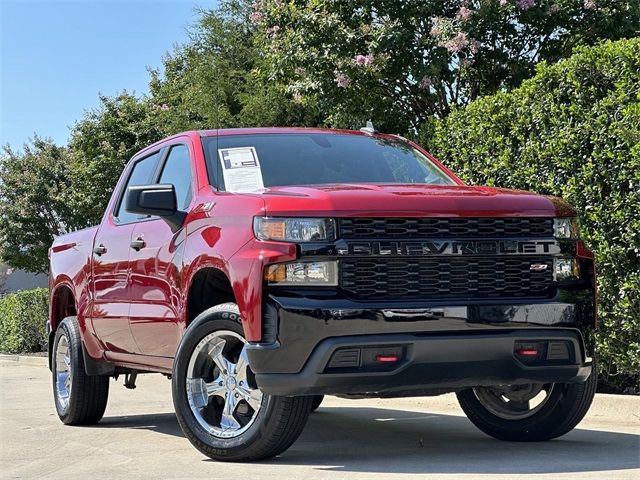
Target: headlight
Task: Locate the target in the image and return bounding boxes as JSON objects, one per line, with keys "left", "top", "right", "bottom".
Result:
{"left": 254, "top": 217, "right": 336, "bottom": 242}
{"left": 554, "top": 218, "right": 579, "bottom": 239}
{"left": 264, "top": 261, "right": 338, "bottom": 286}
{"left": 555, "top": 258, "right": 580, "bottom": 281}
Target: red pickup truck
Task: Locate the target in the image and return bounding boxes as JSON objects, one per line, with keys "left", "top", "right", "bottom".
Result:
{"left": 48, "top": 127, "right": 597, "bottom": 461}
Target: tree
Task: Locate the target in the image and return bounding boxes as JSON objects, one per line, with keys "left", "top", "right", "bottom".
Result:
{"left": 66, "top": 92, "right": 165, "bottom": 226}
{"left": 149, "top": 2, "right": 321, "bottom": 131}
{"left": 0, "top": 138, "right": 74, "bottom": 273}
{"left": 253, "top": 0, "right": 640, "bottom": 132}
{"left": 0, "top": 95, "right": 165, "bottom": 273}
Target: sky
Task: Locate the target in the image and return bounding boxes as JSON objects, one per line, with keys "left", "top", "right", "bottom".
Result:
{"left": 1, "top": 0, "right": 207, "bottom": 149}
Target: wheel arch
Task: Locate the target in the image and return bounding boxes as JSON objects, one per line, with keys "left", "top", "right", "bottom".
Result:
{"left": 50, "top": 283, "right": 77, "bottom": 331}
{"left": 186, "top": 267, "right": 237, "bottom": 327}
{"left": 48, "top": 283, "right": 77, "bottom": 370}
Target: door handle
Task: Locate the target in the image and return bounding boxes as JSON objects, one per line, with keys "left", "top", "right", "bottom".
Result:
{"left": 92, "top": 244, "right": 107, "bottom": 256}
{"left": 130, "top": 237, "right": 146, "bottom": 251}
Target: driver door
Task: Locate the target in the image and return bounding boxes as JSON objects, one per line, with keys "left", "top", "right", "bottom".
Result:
{"left": 128, "top": 142, "right": 195, "bottom": 357}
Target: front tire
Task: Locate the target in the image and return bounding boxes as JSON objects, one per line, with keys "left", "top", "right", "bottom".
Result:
{"left": 172, "top": 303, "right": 314, "bottom": 462}
{"left": 456, "top": 371, "right": 597, "bottom": 441}
{"left": 52, "top": 316, "right": 110, "bottom": 425}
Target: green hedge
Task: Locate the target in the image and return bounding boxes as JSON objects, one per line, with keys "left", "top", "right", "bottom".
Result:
{"left": 423, "top": 38, "right": 640, "bottom": 389}
{"left": 0, "top": 288, "right": 49, "bottom": 354}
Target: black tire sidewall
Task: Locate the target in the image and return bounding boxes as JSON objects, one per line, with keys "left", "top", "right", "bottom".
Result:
{"left": 172, "top": 305, "right": 282, "bottom": 457}
{"left": 461, "top": 383, "right": 564, "bottom": 429}
{"left": 457, "top": 374, "right": 596, "bottom": 441}
{"left": 52, "top": 319, "right": 75, "bottom": 419}
{"left": 52, "top": 316, "right": 110, "bottom": 425}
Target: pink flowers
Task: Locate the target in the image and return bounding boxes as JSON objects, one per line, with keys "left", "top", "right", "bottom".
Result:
{"left": 456, "top": 6, "right": 473, "bottom": 21}
{"left": 159, "top": 104, "right": 169, "bottom": 111}
{"left": 266, "top": 25, "right": 280, "bottom": 36}
{"left": 418, "top": 76, "right": 432, "bottom": 89}
{"left": 500, "top": 0, "right": 509, "bottom": 6}
{"left": 429, "top": 17, "right": 442, "bottom": 38}
{"left": 294, "top": 67, "right": 306, "bottom": 76}
{"left": 441, "top": 32, "right": 469, "bottom": 53}
{"left": 335, "top": 73, "right": 351, "bottom": 88}
{"left": 583, "top": 0, "right": 596, "bottom": 9}
{"left": 548, "top": 3, "right": 561, "bottom": 13}
{"left": 353, "top": 53, "right": 374, "bottom": 67}
{"left": 249, "top": 11, "right": 264, "bottom": 23}
{"left": 516, "top": 0, "right": 535, "bottom": 9}
{"left": 438, "top": 32, "right": 479, "bottom": 55}
{"left": 249, "top": 0, "right": 264, "bottom": 23}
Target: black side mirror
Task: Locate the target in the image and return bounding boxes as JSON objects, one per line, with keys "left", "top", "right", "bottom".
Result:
{"left": 125, "top": 184, "right": 186, "bottom": 232}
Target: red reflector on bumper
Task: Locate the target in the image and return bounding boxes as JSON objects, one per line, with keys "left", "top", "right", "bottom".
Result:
{"left": 375, "top": 354, "right": 399, "bottom": 363}
{"left": 515, "top": 348, "right": 539, "bottom": 357}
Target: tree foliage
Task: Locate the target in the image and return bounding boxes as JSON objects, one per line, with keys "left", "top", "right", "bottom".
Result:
{"left": 0, "top": 94, "right": 165, "bottom": 273}
{"left": 149, "top": 2, "right": 320, "bottom": 131}
{"left": 0, "top": 139, "right": 73, "bottom": 273}
{"left": 67, "top": 92, "right": 165, "bottom": 226}
{"left": 0, "top": 288, "right": 49, "bottom": 353}
{"left": 254, "top": 0, "right": 639, "bottom": 131}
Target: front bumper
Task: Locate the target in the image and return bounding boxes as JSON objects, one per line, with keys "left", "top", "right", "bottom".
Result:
{"left": 246, "top": 290, "right": 595, "bottom": 397}
{"left": 251, "top": 330, "right": 592, "bottom": 396}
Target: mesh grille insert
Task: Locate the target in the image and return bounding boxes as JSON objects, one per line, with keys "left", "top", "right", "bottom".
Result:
{"left": 340, "top": 256, "right": 554, "bottom": 300}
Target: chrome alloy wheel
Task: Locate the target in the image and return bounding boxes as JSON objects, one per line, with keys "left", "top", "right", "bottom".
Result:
{"left": 473, "top": 383, "right": 555, "bottom": 420}
{"left": 55, "top": 335, "right": 72, "bottom": 410}
{"left": 186, "top": 330, "right": 263, "bottom": 439}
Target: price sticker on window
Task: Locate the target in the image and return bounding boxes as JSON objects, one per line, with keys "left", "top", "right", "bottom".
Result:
{"left": 218, "top": 147, "right": 265, "bottom": 193}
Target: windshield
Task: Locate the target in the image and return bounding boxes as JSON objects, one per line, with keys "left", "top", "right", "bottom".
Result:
{"left": 202, "top": 133, "right": 456, "bottom": 191}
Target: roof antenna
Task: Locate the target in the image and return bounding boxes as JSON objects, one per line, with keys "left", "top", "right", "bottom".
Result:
{"left": 360, "top": 120, "right": 377, "bottom": 135}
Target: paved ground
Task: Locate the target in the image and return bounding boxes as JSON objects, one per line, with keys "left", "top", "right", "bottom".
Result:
{"left": 1, "top": 361, "right": 638, "bottom": 480}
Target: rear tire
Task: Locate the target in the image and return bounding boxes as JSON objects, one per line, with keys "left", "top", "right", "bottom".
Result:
{"left": 52, "top": 316, "right": 110, "bottom": 425}
{"left": 456, "top": 370, "right": 597, "bottom": 441}
{"left": 172, "top": 303, "right": 314, "bottom": 461}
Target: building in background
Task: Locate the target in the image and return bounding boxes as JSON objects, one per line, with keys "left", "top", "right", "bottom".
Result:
{"left": 0, "top": 263, "right": 48, "bottom": 294}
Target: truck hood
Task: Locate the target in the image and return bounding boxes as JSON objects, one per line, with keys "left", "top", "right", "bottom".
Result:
{"left": 258, "top": 184, "right": 575, "bottom": 217}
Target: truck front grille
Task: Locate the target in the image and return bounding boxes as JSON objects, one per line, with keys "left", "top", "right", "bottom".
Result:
{"left": 340, "top": 256, "right": 554, "bottom": 300}
{"left": 338, "top": 217, "right": 554, "bottom": 239}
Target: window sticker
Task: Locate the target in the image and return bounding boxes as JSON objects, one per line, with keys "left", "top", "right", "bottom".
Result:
{"left": 218, "top": 147, "right": 265, "bottom": 193}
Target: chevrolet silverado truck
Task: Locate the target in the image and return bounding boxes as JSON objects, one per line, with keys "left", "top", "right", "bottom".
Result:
{"left": 48, "top": 127, "right": 597, "bottom": 461}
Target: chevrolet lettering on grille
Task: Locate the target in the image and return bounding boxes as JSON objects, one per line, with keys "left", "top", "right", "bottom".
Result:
{"left": 336, "top": 240, "right": 559, "bottom": 256}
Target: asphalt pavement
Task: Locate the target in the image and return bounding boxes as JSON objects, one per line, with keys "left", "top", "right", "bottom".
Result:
{"left": 1, "top": 359, "right": 638, "bottom": 480}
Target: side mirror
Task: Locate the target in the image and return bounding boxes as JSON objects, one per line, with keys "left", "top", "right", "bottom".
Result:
{"left": 125, "top": 184, "right": 186, "bottom": 232}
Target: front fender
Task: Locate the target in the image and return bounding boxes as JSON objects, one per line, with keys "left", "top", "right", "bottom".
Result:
{"left": 227, "top": 239, "right": 296, "bottom": 342}
{"left": 182, "top": 224, "right": 296, "bottom": 342}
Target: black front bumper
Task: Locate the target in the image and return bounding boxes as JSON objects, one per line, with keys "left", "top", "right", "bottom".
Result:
{"left": 250, "top": 329, "right": 592, "bottom": 396}
{"left": 247, "top": 289, "right": 595, "bottom": 397}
